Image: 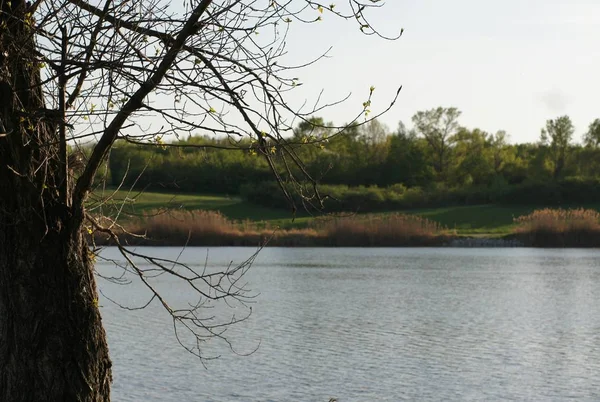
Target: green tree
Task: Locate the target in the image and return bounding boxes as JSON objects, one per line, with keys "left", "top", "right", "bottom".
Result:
{"left": 490, "top": 130, "right": 510, "bottom": 174}
{"left": 292, "top": 117, "right": 332, "bottom": 142}
{"left": 412, "top": 107, "right": 461, "bottom": 179}
{"left": 451, "top": 128, "right": 494, "bottom": 186}
{"left": 503, "top": 143, "right": 535, "bottom": 184}
{"left": 357, "top": 119, "right": 390, "bottom": 184}
{"left": 572, "top": 145, "right": 600, "bottom": 178}
{"left": 360, "top": 118, "right": 389, "bottom": 146}
{"left": 540, "top": 115, "right": 575, "bottom": 179}
{"left": 0, "top": 1, "right": 398, "bottom": 400}
{"left": 383, "top": 121, "right": 433, "bottom": 187}
{"left": 584, "top": 118, "right": 600, "bottom": 148}
{"left": 312, "top": 122, "right": 377, "bottom": 186}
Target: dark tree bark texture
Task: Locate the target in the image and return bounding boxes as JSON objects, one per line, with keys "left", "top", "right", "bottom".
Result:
{"left": 0, "top": 0, "right": 112, "bottom": 400}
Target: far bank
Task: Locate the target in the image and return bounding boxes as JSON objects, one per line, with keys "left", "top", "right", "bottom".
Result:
{"left": 90, "top": 208, "right": 600, "bottom": 248}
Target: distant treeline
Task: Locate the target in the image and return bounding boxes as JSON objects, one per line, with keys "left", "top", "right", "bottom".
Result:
{"left": 105, "top": 108, "right": 600, "bottom": 210}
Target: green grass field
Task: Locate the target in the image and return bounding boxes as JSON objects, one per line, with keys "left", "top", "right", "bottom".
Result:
{"left": 89, "top": 188, "right": 600, "bottom": 236}
{"left": 89, "top": 187, "right": 296, "bottom": 220}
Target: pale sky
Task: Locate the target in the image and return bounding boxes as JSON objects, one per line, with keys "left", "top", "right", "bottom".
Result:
{"left": 280, "top": 0, "right": 600, "bottom": 143}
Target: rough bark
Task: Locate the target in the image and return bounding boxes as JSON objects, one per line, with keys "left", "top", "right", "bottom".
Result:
{"left": 0, "top": 216, "right": 112, "bottom": 401}
{"left": 0, "top": 0, "right": 112, "bottom": 400}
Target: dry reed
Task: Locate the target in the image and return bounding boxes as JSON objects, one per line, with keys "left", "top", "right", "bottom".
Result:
{"left": 113, "top": 210, "right": 322, "bottom": 246}
{"left": 99, "top": 210, "right": 449, "bottom": 247}
{"left": 312, "top": 213, "right": 447, "bottom": 246}
{"left": 513, "top": 208, "right": 600, "bottom": 247}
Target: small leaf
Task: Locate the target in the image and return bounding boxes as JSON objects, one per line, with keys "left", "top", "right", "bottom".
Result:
{"left": 318, "top": 5, "right": 323, "bottom": 13}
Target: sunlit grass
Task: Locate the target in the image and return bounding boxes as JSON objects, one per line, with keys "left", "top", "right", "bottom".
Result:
{"left": 90, "top": 187, "right": 600, "bottom": 237}
{"left": 89, "top": 187, "right": 298, "bottom": 221}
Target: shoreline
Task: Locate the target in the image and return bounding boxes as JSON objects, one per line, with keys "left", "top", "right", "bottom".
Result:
{"left": 90, "top": 208, "right": 600, "bottom": 249}
{"left": 92, "top": 234, "right": 600, "bottom": 248}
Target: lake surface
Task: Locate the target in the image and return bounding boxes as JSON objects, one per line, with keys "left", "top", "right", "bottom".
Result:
{"left": 97, "top": 247, "right": 600, "bottom": 401}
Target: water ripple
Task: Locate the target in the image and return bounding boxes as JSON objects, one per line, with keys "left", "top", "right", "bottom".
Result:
{"left": 98, "top": 247, "right": 600, "bottom": 401}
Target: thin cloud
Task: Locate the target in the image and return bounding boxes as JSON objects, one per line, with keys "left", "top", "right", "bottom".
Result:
{"left": 540, "top": 89, "right": 569, "bottom": 115}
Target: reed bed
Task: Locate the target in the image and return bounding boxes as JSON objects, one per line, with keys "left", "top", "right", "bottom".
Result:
{"left": 513, "top": 208, "right": 600, "bottom": 247}
{"left": 312, "top": 213, "right": 448, "bottom": 247}
{"left": 98, "top": 210, "right": 450, "bottom": 247}
{"left": 120, "top": 210, "right": 317, "bottom": 246}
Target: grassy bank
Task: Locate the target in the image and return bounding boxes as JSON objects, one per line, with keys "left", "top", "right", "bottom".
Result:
{"left": 90, "top": 189, "right": 600, "bottom": 246}
{"left": 89, "top": 188, "right": 520, "bottom": 233}
{"left": 89, "top": 187, "right": 297, "bottom": 221}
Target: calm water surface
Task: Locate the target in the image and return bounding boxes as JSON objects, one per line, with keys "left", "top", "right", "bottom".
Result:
{"left": 97, "top": 247, "right": 600, "bottom": 401}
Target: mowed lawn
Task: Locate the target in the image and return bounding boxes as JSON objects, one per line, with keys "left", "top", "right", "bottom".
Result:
{"left": 407, "top": 203, "right": 600, "bottom": 235}
{"left": 405, "top": 205, "right": 533, "bottom": 235}
{"left": 88, "top": 187, "right": 298, "bottom": 221}
{"left": 89, "top": 188, "right": 600, "bottom": 235}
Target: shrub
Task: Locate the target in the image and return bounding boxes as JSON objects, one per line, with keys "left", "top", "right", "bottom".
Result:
{"left": 240, "top": 178, "right": 600, "bottom": 214}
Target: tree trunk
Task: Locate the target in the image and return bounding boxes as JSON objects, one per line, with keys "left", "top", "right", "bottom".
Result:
{"left": 0, "top": 215, "right": 112, "bottom": 401}
{"left": 0, "top": 0, "right": 112, "bottom": 400}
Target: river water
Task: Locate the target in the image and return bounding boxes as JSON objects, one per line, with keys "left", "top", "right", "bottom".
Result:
{"left": 97, "top": 247, "right": 600, "bottom": 401}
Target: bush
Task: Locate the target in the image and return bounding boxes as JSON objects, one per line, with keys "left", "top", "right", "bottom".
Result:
{"left": 240, "top": 177, "right": 600, "bottom": 213}
{"left": 498, "top": 178, "right": 600, "bottom": 205}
